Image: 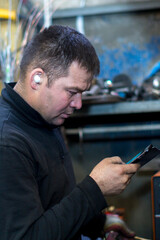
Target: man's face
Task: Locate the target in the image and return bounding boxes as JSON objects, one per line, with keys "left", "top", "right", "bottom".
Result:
{"left": 37, "top": 62, "right": 92, "bottom": 125}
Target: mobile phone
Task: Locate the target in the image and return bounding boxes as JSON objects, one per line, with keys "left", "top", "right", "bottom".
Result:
{"left": 126, "top": 144, "right": 160, "bottom": 167}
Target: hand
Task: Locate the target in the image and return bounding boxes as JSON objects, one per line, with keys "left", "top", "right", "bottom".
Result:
{"left": 89, "top": 156, "right": 140, "bottom": 196}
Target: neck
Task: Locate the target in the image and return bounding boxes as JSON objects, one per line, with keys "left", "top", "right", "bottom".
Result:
{"left": 14, "top": 79, "right": 40, "bottom": 114}
{"left": 14, "top": 80, "right": 25, "bottom": 98}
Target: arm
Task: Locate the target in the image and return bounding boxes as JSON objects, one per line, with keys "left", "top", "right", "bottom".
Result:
{"left": 0, "top": 146, "right": 107, "bottom": 240}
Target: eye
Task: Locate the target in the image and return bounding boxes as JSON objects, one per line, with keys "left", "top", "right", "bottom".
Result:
{"left": 68, "top": 90, "right": 77, "bottom": 97}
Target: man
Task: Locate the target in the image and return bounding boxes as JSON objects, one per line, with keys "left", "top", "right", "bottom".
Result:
{"left": 0, "top": 25, "right": 139, "bottom": 240}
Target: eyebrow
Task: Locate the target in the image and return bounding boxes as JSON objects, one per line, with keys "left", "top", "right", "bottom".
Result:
{"left": 67, "top": 86, "right": 89, "bottom": 93}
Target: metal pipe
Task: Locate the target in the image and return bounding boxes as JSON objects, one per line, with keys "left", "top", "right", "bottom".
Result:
{"left": 66, "top": 123, "right": 160, "bottom": 135}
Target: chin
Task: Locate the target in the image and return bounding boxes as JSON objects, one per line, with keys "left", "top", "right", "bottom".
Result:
{"left": 52, "top": 118, "right": 65, "bottom": 126}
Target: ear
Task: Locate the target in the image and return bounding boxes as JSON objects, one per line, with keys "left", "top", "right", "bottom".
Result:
{"left": 30, "top": 68, "right": 47, "bottom": 90}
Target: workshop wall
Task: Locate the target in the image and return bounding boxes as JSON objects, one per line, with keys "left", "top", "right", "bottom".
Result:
{"left": 52, "top": 10, "right": 160, "bottom": 86}
{"left": 91, "top": 12, "right": 160, "bottom": 85}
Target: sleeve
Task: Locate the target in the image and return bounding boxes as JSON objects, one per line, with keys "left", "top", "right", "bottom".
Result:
{"left": 0, "top": 145, "right": 107, "bottom": 240}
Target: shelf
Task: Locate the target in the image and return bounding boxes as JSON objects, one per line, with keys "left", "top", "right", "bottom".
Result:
{"left": 71, "top": 99, "right": 160, "bottom": 118}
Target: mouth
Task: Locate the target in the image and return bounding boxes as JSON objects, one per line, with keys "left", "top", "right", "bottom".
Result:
{"left": 61, "top": 113, "right": 73, "bottom": 119}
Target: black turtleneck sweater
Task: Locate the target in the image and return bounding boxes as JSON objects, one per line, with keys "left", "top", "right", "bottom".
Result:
{"left": 0, "top": 83, "right": 107, "bottom": 240}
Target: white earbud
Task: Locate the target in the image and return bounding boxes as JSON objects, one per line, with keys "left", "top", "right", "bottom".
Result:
{"left": 33, "top": 74, "right": 41, "bottom": 84}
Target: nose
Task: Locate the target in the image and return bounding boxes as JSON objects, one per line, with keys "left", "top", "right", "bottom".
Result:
{"left": 70, "top": 93, "right": 82, "bottom": 110}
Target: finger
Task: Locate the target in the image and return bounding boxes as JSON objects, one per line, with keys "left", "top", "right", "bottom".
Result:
{"left": 124, "top": 163, "right": 140, "bottom": 174}
{"left": 109, "top": 156, "right": 124, "bottom": 164}
{"left": 123, "top": 173, "right": 132, "bottom": 186}
{"left": 126, "top": 177, "right": 131, "bottom": 185}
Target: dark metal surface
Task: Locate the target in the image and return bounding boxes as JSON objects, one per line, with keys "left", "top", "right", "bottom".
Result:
{"left": 82, "top": 94, "right": 123, "bottom": 104}
{"left": 72, "top": 100, "right": 160, "bottom": 117}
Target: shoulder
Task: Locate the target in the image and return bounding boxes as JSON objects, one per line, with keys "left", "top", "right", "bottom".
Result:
{"left": 0, "top": 105, "right": 36, "bottom": 159}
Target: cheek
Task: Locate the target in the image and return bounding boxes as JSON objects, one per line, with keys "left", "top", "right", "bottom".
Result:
{"left": 53, "top": 96, "right": 70, "bottom": 112}
{"left": 45, "top": 90, "right": 71, "bottom": 114}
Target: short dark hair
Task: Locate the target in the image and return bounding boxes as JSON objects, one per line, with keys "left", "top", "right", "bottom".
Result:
{"left": 20, "top": 25, "right": 100, "bottom": 85}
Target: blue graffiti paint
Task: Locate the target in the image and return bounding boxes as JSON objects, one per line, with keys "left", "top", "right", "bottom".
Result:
{"left": 98, "top": 36, "right": 160, "bottom": 84}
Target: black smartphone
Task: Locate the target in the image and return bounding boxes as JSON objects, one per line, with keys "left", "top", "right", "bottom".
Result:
{"left": 126, "top": 144, "right": 160, "bottom": 167}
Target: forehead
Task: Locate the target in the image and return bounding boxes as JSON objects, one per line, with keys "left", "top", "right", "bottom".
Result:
{"left": 66, "top": 62, "right": 93, "bottom": 89}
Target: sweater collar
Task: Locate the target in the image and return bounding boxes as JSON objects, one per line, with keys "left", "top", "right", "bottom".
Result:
{"left": 1, "top": 83, "right": 57, "bottom": 129}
